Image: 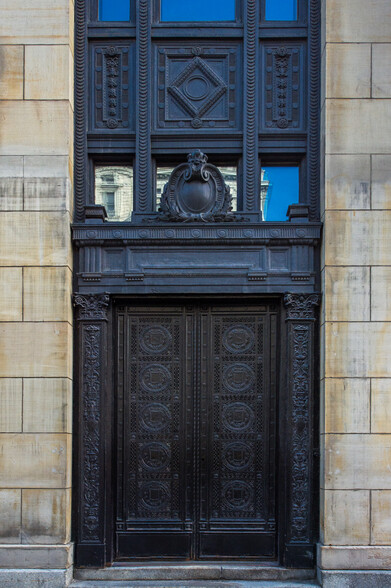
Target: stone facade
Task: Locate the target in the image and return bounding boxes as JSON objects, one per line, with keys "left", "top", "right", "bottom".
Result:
{"left": 0, "top": 0, "right": 390, "bottom": 587}
{"left": 319, "top": 0, "right": 391, "bottom": 585}
{"left": 0, "top": 0, "right": 74, "bottom": 586}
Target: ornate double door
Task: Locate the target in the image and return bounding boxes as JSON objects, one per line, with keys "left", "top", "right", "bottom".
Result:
{"left": 115, "top": 300, "right": 278, "bottom": 559}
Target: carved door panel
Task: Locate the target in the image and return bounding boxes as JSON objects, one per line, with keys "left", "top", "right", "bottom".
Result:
{"left": 115, "top": 301, "right": 277, "bottom": 559}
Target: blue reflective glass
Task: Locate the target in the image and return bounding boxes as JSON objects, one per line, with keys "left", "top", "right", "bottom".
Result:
{"left": 161, "top": 0, "right": 235, "bottom": 22}
{"left": 265, "top": 0, "right": 297, "bottom": 21}
{"left": 261, "top": 167, "right": 299, "bottom": 221}
{"left": 99, "top": 0, "right": 130, "bottom": 21}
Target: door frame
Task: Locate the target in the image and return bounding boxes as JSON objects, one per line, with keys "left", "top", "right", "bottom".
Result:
{"left": 73, "top": 293, "right": 319, "bottom": 568}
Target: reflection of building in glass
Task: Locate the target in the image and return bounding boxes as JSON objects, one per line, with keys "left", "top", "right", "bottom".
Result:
{"left": 156, "top": 166, "right": 238, "bottom": 210}
{"left": 260, "top": 168, "right": 271, "bottom": 220}
{"left": 95, "top": 166, "right": 133, "bottom": 221}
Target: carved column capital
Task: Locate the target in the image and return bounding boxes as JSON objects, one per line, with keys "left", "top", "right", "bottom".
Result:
{"left": 73, "top": 293, "right": 110, "bottom": 320}
{"left": 284, "top": 293, "right": 320, "bottom": 320}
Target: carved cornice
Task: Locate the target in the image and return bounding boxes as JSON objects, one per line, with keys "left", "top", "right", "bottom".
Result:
{"left": 284, "top": 293, "right": 320, "bottom": 320}
{"left": 74, "top": 293, "right": 110, "bottom": 320}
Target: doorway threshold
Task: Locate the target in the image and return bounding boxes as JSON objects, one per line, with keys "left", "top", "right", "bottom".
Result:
{"left": 74, "top": 562, "right": 315, "bottom": 582}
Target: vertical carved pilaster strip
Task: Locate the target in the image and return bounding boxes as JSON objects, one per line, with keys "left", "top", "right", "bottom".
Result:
{"left": 243, "top": 0, "right": 258, "bottom": 212}
{"left": 284, "top": 293, "right": 320, "bottom": 567}
{"left": 136, "top": 0, "right": 151, "bottom": 212}
{"left": 75, "top": 0, "right": 88, "bottom": 222}
{"left": 74, "top": 293, "right": 110, "bottom": 566}
{"left": 308, "top": 0, "right": 321, "bottom": 220}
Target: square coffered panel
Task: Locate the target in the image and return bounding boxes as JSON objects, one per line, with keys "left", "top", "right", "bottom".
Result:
{"left": 154, "top": 44, "right": 241, "bottom": 131}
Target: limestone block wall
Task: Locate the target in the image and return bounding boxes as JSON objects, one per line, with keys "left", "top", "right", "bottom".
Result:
{"left": 320, "top": 0, "right": 391, "bottom": 581}
{"left": 0, "top": 0, "right": 74, "bottom": 580}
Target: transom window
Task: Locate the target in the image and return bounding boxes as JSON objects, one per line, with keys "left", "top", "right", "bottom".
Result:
{"left": 81, "top": 0, "right": 318, "bottom": 223}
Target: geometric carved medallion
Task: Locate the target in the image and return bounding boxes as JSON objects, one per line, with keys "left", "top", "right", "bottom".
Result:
{"left": 223, "top": 324, "right": 255, "bottom": 354}
{"left": 223, "top": 363, "right": 255, "bottom": 392}
{"left": 156, "top": 45, "right": 240, "bottom": 130}
{"left": 140, "top": 364, "right": 171, "bottom": 393}
{"left": 168, "top": 56, "right": 227, "bottom": 128}
{"left": 222, "top": 402, "right": 254, "bottom": 432}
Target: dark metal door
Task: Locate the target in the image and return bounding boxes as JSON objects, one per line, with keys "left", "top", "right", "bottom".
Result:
{"left": 115, "top": 301, "right": 277, "bottom": 559}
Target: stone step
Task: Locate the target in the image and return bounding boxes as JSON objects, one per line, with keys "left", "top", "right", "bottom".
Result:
{"left": 70, "top": 582, "right": 320, "bottom": 588}
{"left": 74, "top": 564, "right": 316, "bottom": 583}
{"left": 73, "top": 564, "right": 317, "bottom": 584}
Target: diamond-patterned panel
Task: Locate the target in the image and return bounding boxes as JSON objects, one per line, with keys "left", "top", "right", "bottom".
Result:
{"left": 155, "top": 44, "right": 241, "bottom": 130}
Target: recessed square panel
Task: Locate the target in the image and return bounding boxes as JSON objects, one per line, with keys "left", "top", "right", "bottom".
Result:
{"left": 155, "top": 44, "right": 241, "bottom": 131}
{"left": 161, "top": 0, "right": 235, "bottom": 22}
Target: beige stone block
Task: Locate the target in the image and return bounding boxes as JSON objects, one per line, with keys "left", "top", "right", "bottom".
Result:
{"left": 325, "top": 154, "right": 370, "bottom": 210}
{"left": 23, "top": 379, "right": 72, "bottom": 433}
{"left": 0, "top": 544, "right": 73, "bottom": 568}
{"left": 372, "top": 44, "right": 391, "bottom": 98}
{"left": 371, "top": 267, "right": 391, "bottom": 321}
{"left": 0, "top": 46, "right": 23, "bottom": 99}
{"left": 0, "top": 0, "right": 73, "bottom": 46}
{"left": 22, "top": 489, "right": 71, "bottom": 544}
{"left": 324, "top": 434, "right": 391, "bottom": 489}
{"left": 324, "top": 378, "right": 370, "bottom": 433}
{"left": 24, "top": 156, "right": 71, "bottom": 179}
{"left": 0, "top": 379, "right": 22, "bottom": 432}
{"left": 0, "top": 322, "right": 72, "bottom": 378}
{"left": 0, "top": 156, "right": 23, "bottom": 178}
{"left": 0, "top": 433, "right": 71, "bottom": 488}
{"left": 371, "top": 379, "right": 391, "bottom": 434}
{"left": 0, "top": 212, "right": 71, "bottom": 267}
{"left": 25, "top": 45, "right": 73, "bottom": 104}
{"left": 24, "top": 267, "right": 72, "bottom": 322}
{"left": 0, "top": 268, "right": 22, "bottom": 321}
{"left": 324, "top": 267, "right": 370, "bottom": 322}
{"left": 326, "top": 100, "right": 391, "bottom": 154}
{"left": 24, "top": 177, "right": 72, "bottom": 212}
{"left": 0, "top": 178, "right": 23, "bottom": 211}
{"left": 326, "top": 44, "right": 371, "bottom": 98}
{"left": 322, "top": 490, "right": 370, "bottom": 545}
{"left": 323, "top": 211, "right": 391, "bottom": 266}
{"left": 372, "top": 155, "right": 391, "bottom": 210}
{"left": 0, "top": 490, "right": 21, "bottom": 544}
{"left": 0, "top": 101, "right": 72, "bottom": 156}
{"left": 318, "top": 545, "right": 391, "bottom": 570}
{"left": 325, "top": 0, "right": 391, "bottom": 43}
{"left": 372, "top": 491, "right": 391, "bottom": 545}
{"left": 325, "top": 322, "right": 391, "bottom": 378}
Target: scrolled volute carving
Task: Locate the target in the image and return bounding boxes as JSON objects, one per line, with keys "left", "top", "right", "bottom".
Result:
{"left": 155, "top": 150, "right": 244, "bottom": 223}
{"left": 284, "top": 293, "right": 320, "bottom": 320}
{"left": 73, "top": 293, "right": 110, "bottom": 320}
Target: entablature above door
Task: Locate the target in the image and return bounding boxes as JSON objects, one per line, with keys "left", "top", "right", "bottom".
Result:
{"left": 72, "top": 218, "right": 321, "bottom": 294}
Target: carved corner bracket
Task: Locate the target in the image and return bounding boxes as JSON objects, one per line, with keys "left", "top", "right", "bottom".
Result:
{"left": 73, "top": 293, "right": 110, "bottom": 321}
{"left": 152, "top": 150, "right": 246, "bottom": 223}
